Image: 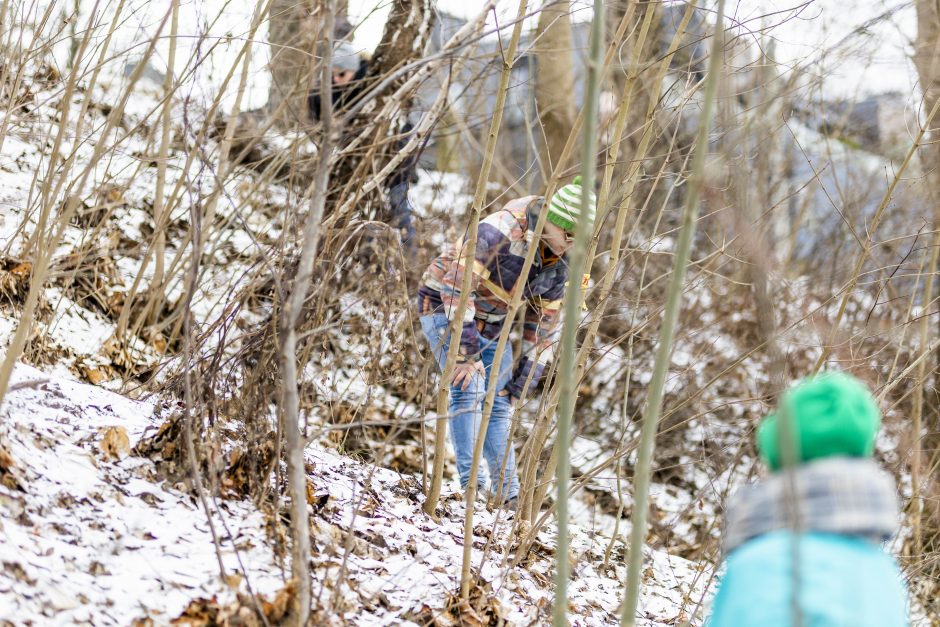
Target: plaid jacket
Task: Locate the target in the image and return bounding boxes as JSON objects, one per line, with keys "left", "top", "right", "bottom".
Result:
{"left": 723, "top": 457, "right": 899, "bottom": 555}
{"left": 417, "top": 196, "right": 567, "bottom": 398}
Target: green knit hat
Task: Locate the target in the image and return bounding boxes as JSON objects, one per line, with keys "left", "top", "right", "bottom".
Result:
{"left": 757, "top": 372, "right": 881, "bottom": 472}
{"left": 547, "top": 176, "right": 597, "bottom": 232}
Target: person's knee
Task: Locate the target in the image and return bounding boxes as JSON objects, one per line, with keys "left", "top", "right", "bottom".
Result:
{"left": 448, "top": 404, "right": 478, "bottom": 429}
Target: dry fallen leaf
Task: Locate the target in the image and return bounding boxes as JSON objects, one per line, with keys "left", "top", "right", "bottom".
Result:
{"left": 148, "top": 332, "right": 167, "bottom": 353}
{"left": 223, "top": 572, "right": 243, "bottom": 589}
{"left": 453, "top": 599, "right": 484, "bottom": 627}
{"left": 98, "top": 426, "right": 130, "bottom": 460}
{"left": 305, "top": 480, "right": 329, "bottom": 512}
{"left": 0, "top": 258, "right": 31, "bottom": 305}
{"left": 3, "top": 561, "right": 35, "bottom": 585}
{"left": 170, "top": 596, "right": 219, "bottom": 626}
{"left": 105, "top": 186, "right": 125, "bottom": 204}
{"left": 81, "top": 366, "right": 111, "bottom": 386}
{"left": 0, "top": 441, "right": 24, "bottom": 491}
{"left": 260, "top": 580, "right": 295, "bottom": 623}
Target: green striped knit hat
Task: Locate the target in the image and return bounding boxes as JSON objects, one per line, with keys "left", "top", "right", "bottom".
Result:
{"left": 548, "top": 176, "right": 597, "bottom": 232}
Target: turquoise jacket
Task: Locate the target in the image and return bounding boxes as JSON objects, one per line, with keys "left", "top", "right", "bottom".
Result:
{"left": 708, "top": 531, "right": 907, "bottom": 627}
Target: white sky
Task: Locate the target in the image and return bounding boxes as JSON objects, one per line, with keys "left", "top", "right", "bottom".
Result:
{"left": 741, "top": 0, "right": 917, "bottom": 99}
{"left": 347, "top": 0, "right": 918, "bottom": 100}
{"left": 72, "top": 0, "right": 918, "bottom": 110}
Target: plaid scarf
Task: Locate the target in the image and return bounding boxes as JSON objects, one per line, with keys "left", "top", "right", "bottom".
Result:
{"left": 723, "top": 457, "right": 899, "bottom": 555}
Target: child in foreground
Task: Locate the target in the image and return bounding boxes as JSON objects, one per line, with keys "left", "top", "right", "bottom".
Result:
{"left": 708, "top": 372, "right": 908, "bottom": 627}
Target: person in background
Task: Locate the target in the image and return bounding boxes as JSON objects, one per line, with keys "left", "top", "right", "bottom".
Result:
{"left": 708, "top": 372, "right": 908, "bottom": 627}
{"left": 416, "top": 178, "right": 596, "bottom": 510}
{"left": 308, "top": 40, "right": 418, "bottom": 253}
{"left": 307, "top": 40, "right": 367, "bottom": 120}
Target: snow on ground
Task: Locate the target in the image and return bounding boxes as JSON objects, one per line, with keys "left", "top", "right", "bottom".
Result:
{"left": 0, "top": 362, "right": 283, "bottom": 625}
{"left": 1, "top": 9, "right": 924, "bottom": 623}
{"left": 0, "top": 362, "right": 712, "bottom": 625}
{"left": 0, "top": 63, "right": 716, "bottom": 623}
{"left": 307, "top": 443, "right": 710, "bottom": 625}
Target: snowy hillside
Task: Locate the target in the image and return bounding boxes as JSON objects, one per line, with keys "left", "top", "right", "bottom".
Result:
{"left": 1, "top": 0, "right": 937, "bottom": 624}
{"left": 0, "top": 50, "right": 715, "bottom": 624}
{"left": 0, "top": 362, "right": 710, "bottom": 625}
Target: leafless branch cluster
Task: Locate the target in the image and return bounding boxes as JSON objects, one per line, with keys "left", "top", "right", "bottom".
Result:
{"left": 0, "top": 0, "right": 938, "bottom": 622}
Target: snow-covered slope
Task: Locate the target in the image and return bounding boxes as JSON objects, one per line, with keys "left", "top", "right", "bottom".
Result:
{"left": 0, "top": 363, "right": 284, "bottom": 624}
{"left": 0, "top": 5, "right": 931, "bottom": 623}
{"left": 0, "top": 362, "right": 711, "bottom": 625}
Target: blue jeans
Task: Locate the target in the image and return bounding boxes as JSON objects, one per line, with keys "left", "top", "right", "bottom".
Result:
{"left": 420, "top": 312, "right": 520, "bottom": 500}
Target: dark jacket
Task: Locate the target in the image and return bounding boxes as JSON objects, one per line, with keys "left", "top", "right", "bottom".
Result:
{"left": 307, "top": 60, "right": 369, "bottom": 122}
{"left": 308, "top": 60, "right": 419, "bottom": 189}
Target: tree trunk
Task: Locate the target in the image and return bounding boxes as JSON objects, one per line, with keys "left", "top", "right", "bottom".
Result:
{"left": 620, "top": 1, "right": 725, "bottom": 622}
{"left": 552, "top": 0, "right": 603, "bottom": 620}
{"left": 267, "top": 0, "right": 319, "bottom": 129}
{"left": 607, "top": 0, "right": 662, "bottom": 173}
{"left": 916, "top": 1, "right": 940, "bottom": 191}
{"left": 277, "top": 5, "right": 337, "bottom": 621}
{"left": 327, "top": 0, "right": 432, "bottom": 218}
{"left": 334, "top": 0, "right": 352, "bottom": 38}
{"left": 534, "top": 0, "right": 576, "bottom": 177}
{"left": 911, "top": 0, "right": 940, "bottom": 594}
